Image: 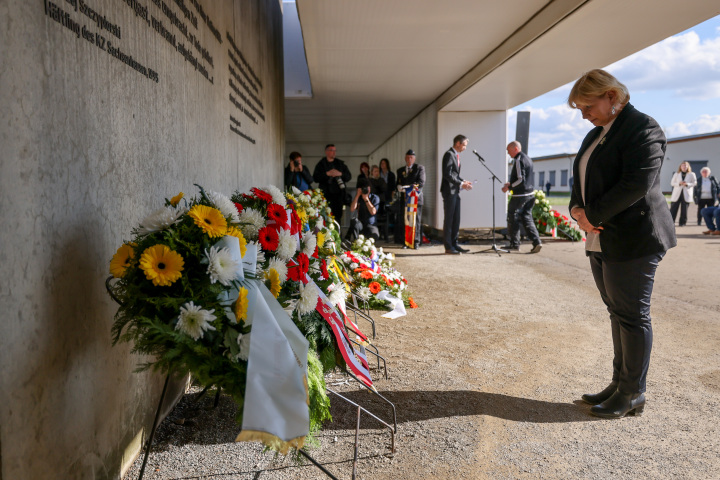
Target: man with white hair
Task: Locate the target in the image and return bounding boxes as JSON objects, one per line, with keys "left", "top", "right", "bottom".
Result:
{"left": 502, "top": 140, "right": 542, "bottom": 253}
{"left": 694, "top": 166, "right": 719, "bottom": 226}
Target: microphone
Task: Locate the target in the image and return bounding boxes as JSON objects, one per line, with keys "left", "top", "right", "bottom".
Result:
{"left": 473, "top": 150, "right": 485, "bottom": 162}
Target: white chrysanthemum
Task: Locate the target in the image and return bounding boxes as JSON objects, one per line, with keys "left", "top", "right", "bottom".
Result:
{"left": 350, "top": 262, "right": 358, "bottom": 270}
{"left": 340, "top": 253, "right": 350, "bottom": 263}
{"left": 328, "top": 286, "right": 347, "bottom": 306}
{"left": 236, "top": 332, "right": 251, "bottom": 361}
{"left": 254, "top": 246, "right": 267, "bottom": 276}
{"left": 206, "top": 190, "right": 240, "bottom": 223}
{"left": 276, "top": 228, "right": 297, "bottom": 260}
{"left": 238, "top": 207, "right": 265, "bottom": 240}
{"left": 307, "top": 207, "right": 317, "bottom": 217}
{"left": 302, "top": 231, "right": 316, "bottom": 256}
{"left": 205, "top": 246, "right": 240, "bottom": 286}
{"left": 176, "top": 302, "right": 216, "bottom": 341}
{"left": 291, "top": 186, "right": 302, "bottom": 196}
{"left": 356, "top": 286, "right": 371, "bottom": 301}
{"left": 297, "top": 281, "right": 319, "bottom": 315}
{"left": 268, "top": 257, "right": 288, "bottom": 283}
{"left": 264, "top": 185, "right": 287, "bottom": 207}
{"left": 137, "top": 206, "right": 186, "bottom": 235}
{"left": 362, "top": 245, "right": 369, "bottom": 252}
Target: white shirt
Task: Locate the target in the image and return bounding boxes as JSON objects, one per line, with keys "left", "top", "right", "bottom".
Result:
{"left": 578, "top": 118, "right": 616, "bottom": 252}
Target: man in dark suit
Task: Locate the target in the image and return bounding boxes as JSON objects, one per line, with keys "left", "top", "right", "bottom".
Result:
{"left": 440, "top": 135, "right": 473, "bottom": 254}
{"left": 396, "top": 149, "right": 425, "bottom": 248}
{"left": 502, "top": 140, "right": 542, "bottom": 253}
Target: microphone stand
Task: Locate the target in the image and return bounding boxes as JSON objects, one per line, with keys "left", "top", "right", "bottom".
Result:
{"left": 472, "top": 150, "right": 507, "bottom": 256}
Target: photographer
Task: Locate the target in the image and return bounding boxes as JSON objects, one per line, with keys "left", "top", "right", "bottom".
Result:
{"left": 345, "top": 177, "right": 380, "bottom": 242}
{"left": 312, "top": 144, "right": 352, "bottom": 222}
{"left": 284, "top": 151, "right": 314, "bottom": 191}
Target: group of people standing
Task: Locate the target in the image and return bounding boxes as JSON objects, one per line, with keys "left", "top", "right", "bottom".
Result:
{"left": 283, "top": 144, "right": 424, "bottom": 246}
{"left": 668, "top": 161, "right": 720, "bottom": 234}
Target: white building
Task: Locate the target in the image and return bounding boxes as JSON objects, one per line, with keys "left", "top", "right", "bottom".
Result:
{"left": 532, "top": 131, "right": 720, "bottom": 194}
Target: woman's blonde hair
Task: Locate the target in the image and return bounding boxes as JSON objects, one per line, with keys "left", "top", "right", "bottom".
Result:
{"left": 567, "top": 69, "right": 630, "bottom": 109}
{"left": 677, "top": 161, "right": 692, "bottom": 173}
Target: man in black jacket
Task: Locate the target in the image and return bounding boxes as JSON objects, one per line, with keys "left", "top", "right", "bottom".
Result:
{"left": 284, "top": 151, "right": 314, "bottom": 191}
{"left": 502, "top": 141, "right": 542, "bottom": 253}
{"left": 312, "top": 144, "right": 352, "bottom": 222}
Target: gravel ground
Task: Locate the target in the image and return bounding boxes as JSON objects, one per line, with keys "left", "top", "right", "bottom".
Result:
{"left": 124, "top": 205, "right": 720, "bottom": 480}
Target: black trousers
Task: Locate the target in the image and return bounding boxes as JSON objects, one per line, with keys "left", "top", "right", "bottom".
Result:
{"left": 669, "top": 196, "right": 689, "bottom": 226}
{"left": 328, "top": 194, "right": 345, "bottom": 224}
{"left": 589, "top": 251, "right": 664, "bottom": 394}
{"left": 442, "top": 193, "right": 461, "bottom": 250}
{"left": 507, "top": 195, "right": 541, "bottom": 247}
{"left": 696, "top": 198, "right": 714, "bottom": 225}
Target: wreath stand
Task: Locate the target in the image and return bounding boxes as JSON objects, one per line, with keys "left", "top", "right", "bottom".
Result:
{"left": 108, "top": 277, "right": 397, "bottom": 480}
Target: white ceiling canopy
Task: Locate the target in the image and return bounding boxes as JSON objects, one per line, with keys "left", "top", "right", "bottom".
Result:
{"left": 286, "top": 0, "right": 720, "bottom": 157}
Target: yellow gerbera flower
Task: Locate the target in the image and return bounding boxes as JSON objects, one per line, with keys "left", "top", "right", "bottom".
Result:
{"left": 316, "top": 231, "right": 325, "bottom": 249}
{"left": 189, "top": 204, "right": 227, "bottom": 238}
{"left": 265, "top": 268, "right": 281, "bottom": 298}
{"left": 235, "top": 287, "right": 249, "bottom": 323}
{"left": 226, "top": 226, "right": 248, "bottom": 257}
{"left": 297, "top": 209, "right": 308, "bottom": 226}
{"left": 109, "top": 243, "right": 136, "bottom": 278}
{"left": 139, "top": 244, "right": 184, "bottom": 286}
{"left": 170, "top": 192, "right": 184, "bottom": 206}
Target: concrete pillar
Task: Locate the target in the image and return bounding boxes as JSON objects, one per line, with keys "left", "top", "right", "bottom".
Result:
{"left": 436, "top": 111, "right": 508, "bottom": 229}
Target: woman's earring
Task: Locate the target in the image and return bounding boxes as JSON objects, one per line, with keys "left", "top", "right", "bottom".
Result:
{"left": 611, "top": 106, "right": 616, "bottom": 115}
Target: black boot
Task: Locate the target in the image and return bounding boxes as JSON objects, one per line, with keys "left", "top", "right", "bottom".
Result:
{"left": 590, "top": 391, "right": 645, "bottom": 419}
{"left": 581, "top": 383, "right": 618, "bottom": 405}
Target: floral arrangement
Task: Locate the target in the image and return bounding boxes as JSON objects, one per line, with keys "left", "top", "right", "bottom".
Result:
{"left": 531, "top": 190, "right": 583, "bottom": 241}
{"left": 338, "top": 235, "right": 417, "bottom": 310}
{"left": 108, "top": 187, "right": 253, "bottom": 417}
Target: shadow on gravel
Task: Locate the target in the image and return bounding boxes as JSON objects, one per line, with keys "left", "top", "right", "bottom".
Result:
{"left": 324, "top": 389, "right": 598, "bottom": 430}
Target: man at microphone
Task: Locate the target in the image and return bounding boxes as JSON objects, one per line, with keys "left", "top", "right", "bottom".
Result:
{"left": 440, "top": 135, "right": 473, "bottom": 254}
{"left": 501, "top": 140, "right": 542, "bottom": 253}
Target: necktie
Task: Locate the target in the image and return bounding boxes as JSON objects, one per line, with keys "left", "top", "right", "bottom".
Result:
{"left": 456, "top": 153, "right": 460, "bottom": 169}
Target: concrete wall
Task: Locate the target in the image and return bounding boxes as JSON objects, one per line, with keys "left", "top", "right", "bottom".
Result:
{"left": 0, "top": 1, "right": 284, "bottom": 478}
{"left": 436, "top": 111, "right": 508, "bottom": 229}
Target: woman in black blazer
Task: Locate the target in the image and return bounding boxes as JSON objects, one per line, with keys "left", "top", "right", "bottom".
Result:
{"left": 568, "top": 69, "right": 676, "bottom": 419}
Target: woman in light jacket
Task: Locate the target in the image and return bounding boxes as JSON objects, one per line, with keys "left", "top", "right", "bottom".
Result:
{"left": 669, "top": 162, "right": 697, "bottom": 226}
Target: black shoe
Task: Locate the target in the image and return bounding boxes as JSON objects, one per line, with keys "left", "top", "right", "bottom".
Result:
{"left": 445, "top": 249, "right": 461, "bottom": 255}
{"left": 530, "top": 243, "right": 542, "bottom": 254}
{"left": 501, "top": 244, "right": 520, "bottom": 251}
{"left": 590, "top": 391, "right": 645, "bottom": 419}
{"left": 402, "top": 245, "right": 409, "bottom": 249}
{"left": 455, "top": 245, "right": 469, "bottom": 253}
{"left": 581, "top": 383, "right": 618, "bottom": 405}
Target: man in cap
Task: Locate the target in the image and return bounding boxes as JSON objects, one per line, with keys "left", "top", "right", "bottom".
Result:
{"left": 396, "top": 149, "right": 426, "bottom": 248}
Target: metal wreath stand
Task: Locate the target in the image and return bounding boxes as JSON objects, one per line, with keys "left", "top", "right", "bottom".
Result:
{"left": 106, "top": 277, "right": 398, "bottom": 480}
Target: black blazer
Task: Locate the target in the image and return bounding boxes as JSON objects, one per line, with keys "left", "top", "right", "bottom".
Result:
{"left": 570, "top": 103, "right": 676, "bottom": 261}
{"left": 396, "top": 164, "right": 426, "bottom": 205}
{"left": 440, "top": 148, "right": 464, "bottom": 197}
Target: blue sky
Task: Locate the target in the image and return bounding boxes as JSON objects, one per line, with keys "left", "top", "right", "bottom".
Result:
{"left": 509, "top": 15, "right": 720, "bottom": 157}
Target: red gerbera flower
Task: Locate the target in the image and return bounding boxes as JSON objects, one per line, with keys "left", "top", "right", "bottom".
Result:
{"left": 320, "top": 259, "right": 329, "bottom": 279}
{"left": 258, "top": 226, "right": 279, "bottom": 251}
{"left": 296, "top": 252, "right": 310, "bottom": 275}
{"left": 267, "top": 203, "right": 289, "bottom": 230}
{"left": 361, "top": 270, "right": 373, "bottom": 280}
{"left": 251, "top": 187, "right": 273, "bottom": 203}
{"left": 290, "top": 210, "right": 301, "bottom": 235}
{"left": 409, "top": 297, "right": 418, "bottom": 309}
{"left": 368, "top": 281, "right": 382, "bottom": 295}
{"left": 312, "top": 245, "right": 319, "bottom": 259}
{"left": 385, "top": 277, "right": 393, "bottom": 287}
